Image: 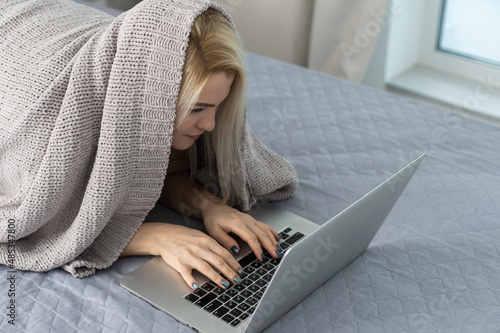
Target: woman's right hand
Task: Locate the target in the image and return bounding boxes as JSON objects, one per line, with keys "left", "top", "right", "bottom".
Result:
{"left": 121, "top": 222, "right": 245, "bottom": 290}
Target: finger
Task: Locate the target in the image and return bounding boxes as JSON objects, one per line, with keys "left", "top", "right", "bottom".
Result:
{"left": 235, "top": 228, "right": 265, "bottom": 262}
{"left": 190, "top": 256, "right": 235, "bottom": 289}
{"left": 178, "top": 267, "right": 200, "bottom": 290}
{"left": 209, "top": 226, "right": 240, "bottom": 255}
{"left": 271, "top": 226, "right": 281, "bottom": 241}
{"left": 255, "top": 224, "right": 282, "bottom": 260}
{"left": 204, "top": 243, "right": 245, "bottom": 285}
{"left": 262, "top": 224, "right": 279, "bottom": 247}
{"left": 214, "top": 216, "right": 265, "bottom": 262}
{"left": 188, "top": 236, "right": 243, "bottom": 284}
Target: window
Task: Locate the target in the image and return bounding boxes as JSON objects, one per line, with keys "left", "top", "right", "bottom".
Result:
{"left": 438, "top": 0, "right": 500, "bottom": 68}
{"left": 381, "top": 0, "right": 500, "bottom": 121}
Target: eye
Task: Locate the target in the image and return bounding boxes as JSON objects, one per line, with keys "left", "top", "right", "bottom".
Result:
{"left": 190, "top": 108, "right": 204, "bottom": 113}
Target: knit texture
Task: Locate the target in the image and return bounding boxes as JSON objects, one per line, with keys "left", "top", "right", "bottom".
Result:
{"left": 0, "top": 0, "right": 297, "bottom": 277}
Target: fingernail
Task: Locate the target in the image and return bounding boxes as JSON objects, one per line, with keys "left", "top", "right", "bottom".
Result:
{"left": 192, "top": 283, "right": 199, "bottom": 290}
{"left": 237, "top": 268, "right": 246, "bottom": 278}
{"left": 234, "top": 276, "right": 242, "bottom": 285}
{"left": 276, "top": 251, "right": 282, "bottom": 259}
{"left": 231, "top": 246, "right": 239, "bottom": 254}
{"left": 221, "top": 280, "right": 230, "bottom": 288}
{"left": 277, "top": 244, "right": 283, "bottom": 251}
{"left": 261, "top": 254, "right": 266, "bottom": 262}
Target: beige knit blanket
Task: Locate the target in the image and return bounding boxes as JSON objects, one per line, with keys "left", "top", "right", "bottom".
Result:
{"left": 0, "top": 0, "right": 297, "bottom": 277}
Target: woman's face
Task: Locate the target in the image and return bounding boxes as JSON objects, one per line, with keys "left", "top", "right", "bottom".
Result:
{"left": 172, "top": 72, "right": 234, "bottom": 151}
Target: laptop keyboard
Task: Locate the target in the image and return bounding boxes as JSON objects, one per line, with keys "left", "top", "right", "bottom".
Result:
{"left": 184, "top": 227, "right": 305, "bottom": 327}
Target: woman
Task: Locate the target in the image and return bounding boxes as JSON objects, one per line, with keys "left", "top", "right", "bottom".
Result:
{"left": 0, "top": 0, "right": 297, "bottom": 290}
{"left": 121, "top": 8, "right": 295, "bottom": 290}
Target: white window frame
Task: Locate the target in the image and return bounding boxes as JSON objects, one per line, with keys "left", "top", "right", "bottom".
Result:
{"left": 383, "top": 0, "right": 500, "bottom": 121}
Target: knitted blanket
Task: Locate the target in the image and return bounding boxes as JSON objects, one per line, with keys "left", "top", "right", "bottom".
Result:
{"left": 0, "top": 0, "right": 297, "bottom": 278}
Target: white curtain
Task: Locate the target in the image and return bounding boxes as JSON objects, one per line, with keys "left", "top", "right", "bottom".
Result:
{"left": 214, "top": 0, "right": 389, "bottom": 83}
{"left": 307, "top": 0, "right": 389, "bottom": 83}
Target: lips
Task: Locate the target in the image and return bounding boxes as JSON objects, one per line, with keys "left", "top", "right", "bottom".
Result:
{"left": 186, "top": 134, "right": 202, "bottom": 140}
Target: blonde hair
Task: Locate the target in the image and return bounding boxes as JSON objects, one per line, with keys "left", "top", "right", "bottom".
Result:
{"left": 176, "top": 8, "right": 247, "bottom": 204}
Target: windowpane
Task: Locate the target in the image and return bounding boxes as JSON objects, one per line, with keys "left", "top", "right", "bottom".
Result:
{"left": 438, "top": 0, "right": 500, "bottom": 67}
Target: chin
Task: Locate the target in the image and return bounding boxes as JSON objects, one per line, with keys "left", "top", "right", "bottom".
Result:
{"left": 171, "top": 141, "right": 194, "bottom": 151}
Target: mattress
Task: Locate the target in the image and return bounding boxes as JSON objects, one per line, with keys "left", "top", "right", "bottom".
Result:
{"left": 2, "top": 27, "right": 500, "bottom": 333}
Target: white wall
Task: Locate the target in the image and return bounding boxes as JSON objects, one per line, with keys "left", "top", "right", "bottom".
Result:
{"left": 213, "top": 0, "right": 314, "bottom": 67}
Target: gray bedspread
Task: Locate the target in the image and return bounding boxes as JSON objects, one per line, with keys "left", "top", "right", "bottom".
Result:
{"left": 1, "top": 49, "right": 500, "bottom": 332}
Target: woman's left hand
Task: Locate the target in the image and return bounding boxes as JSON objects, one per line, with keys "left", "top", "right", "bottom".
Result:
{"left": 201, "top": 203, "right": 282, "bottom": 262}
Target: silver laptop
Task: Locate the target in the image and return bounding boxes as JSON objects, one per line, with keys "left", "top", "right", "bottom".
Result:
{"left": 120, "top": 153, "right": 425, "bottom": 333}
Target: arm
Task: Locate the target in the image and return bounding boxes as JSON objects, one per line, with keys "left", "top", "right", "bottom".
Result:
{"left": 160, "top": 170, "right": 282, "bottom": 261}
{"left": 121, "top": 161, "right": 282, "bottom": 290}
{"left": 121, "top": 220, "right": 242, "bottom": 290}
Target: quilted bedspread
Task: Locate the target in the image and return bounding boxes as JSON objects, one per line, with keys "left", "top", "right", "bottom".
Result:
{"left": 1, "top": 31, "right": 500, "bottom": 333}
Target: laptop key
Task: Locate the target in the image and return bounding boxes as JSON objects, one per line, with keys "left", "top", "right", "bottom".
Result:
{"left": 255, "top": 279, "right": 267, "bottom": 288}
{"left": 212, "top": 306, "right": 229, "bottom": 318}
{"left": 263, "top": 263, "right": 275, "bottom": 270}
{"left": 232, "top": 295, "right": 245, "bottom": 304}
{"left": 201, "top": 282, "right": 215, "bottom": 291}
{"left": 217, "top": 294, "right": 231, "bottom": 303}
{"left": 193, "top": 288, "right": 207, "bottom": 297}
{"left": 255, "top": 268, "right": 267, "bottom": 276}
{"left": 270, "top": 258, "right": 281, "bottom": 265}
{"left": 284, "top": 232, "right": 304, "bottom": 245}
{"left": 194, "top": 292, "right": 217, "bottom": 307}
{"left": 204, "top": 300, "right": 222, "bottom": 313}
{"left": 244, "top": 266, "right": 255, "bottom": 273}
{"left": 279, "top": 242, "right": 290, "bottom": 250}
{"left": 250, "top": 261, "right": 262, "bottom": 269}
{"left": 237, "top": 303, "right": 250, "bottom": 312}
{"left": 248, "top": 273, "right": 260, "bottom": 281}
{"left": 262, "top": 274, "right": 273, "bottom": 282}
{"left": 185, "top": 294, "right": 199, "bottom": 302}
{"left": 240, "top": 289, "right": 253, "bottom": 298}
{"left": 283, "top": 227, "right": 292, "bottom": 233}
{"left": 241, "top": 279, "right": 253, "bottom": 287}
{"left": 240, "top": 313, "right": 250, "bottom": 320}
{"left": 212, "top": 287, "right": 225, "bottom": 295}
{"left": 278, "top": 232, "right": 289, "bottom": 239}
{"left": 225, "top": 300, "right": 238, "bottom": 309}
{"left": 245, "top": 297, "right": 258, "bottom": 306}
{"left": 229, "top": 308, "right": 243, "bottom": 317}
{"left": 230, "top": 319, "right": 242, "bottom": 327}
{"left": 247, "top": 284, "right": 260, "bottom": 293}
{"left": 227, "top": 289, "right": 238, "bottom": 297}
{"left": 222, "top": 314, "right": 235, "bottom": 324}
{"left": 233, "top": 284, "right": 245, "bottom": 292}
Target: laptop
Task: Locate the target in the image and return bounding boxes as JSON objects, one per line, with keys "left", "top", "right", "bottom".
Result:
{"left": 120, "top": 153, "right": 425, "bottom": 333}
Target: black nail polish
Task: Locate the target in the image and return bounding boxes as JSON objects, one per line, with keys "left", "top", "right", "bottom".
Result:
{"left": 221, "top": 280, "right": 230, "bottom": 288}
{"left": 237, "top": 268, "right": 246, "bottom": 278}
{"left": 277, "top": 244, "right": 283, "bottom": 251}
{"left": 234, "top": 276, "right": 242, "bottom": 285}
{"left": 261, "top": 254, "right": 266, "bottom": 262}
{"left": 276, "top": 251, "right": 282, "bottom": 259}
{"left": 231, "top": 246, "right": 239, "bottom": 254}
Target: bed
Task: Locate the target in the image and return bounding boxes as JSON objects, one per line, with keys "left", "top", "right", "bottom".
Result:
{"left": 2, "top": 3, "right": 500, "bottom": 332}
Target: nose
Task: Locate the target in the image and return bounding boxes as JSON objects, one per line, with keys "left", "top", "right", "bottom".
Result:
{"left": 197, "top": 108, "right": 216, "bottom": 132}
